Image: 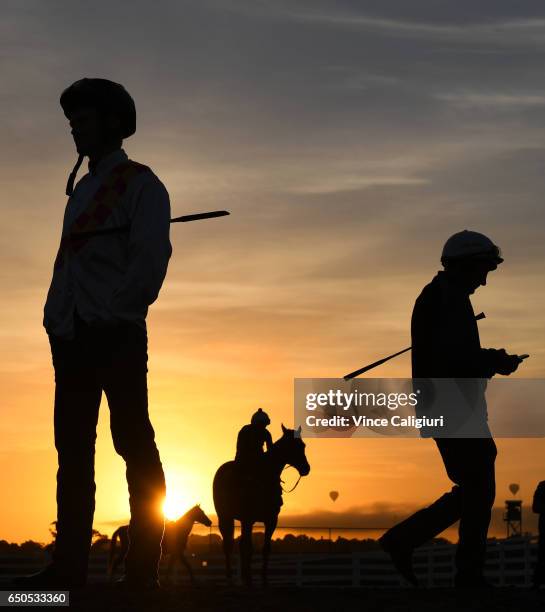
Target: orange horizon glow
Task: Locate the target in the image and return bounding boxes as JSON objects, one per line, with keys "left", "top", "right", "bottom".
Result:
{"left": 3, "top": 1, "right": 545, "bottom": 550}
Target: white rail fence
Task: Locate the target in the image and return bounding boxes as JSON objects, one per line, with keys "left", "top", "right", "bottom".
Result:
{"left": 0, "top": 535, "right": 538, "bottom": 588}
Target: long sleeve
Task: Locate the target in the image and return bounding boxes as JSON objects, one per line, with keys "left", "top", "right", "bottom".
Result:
{"left": 108, "top": 175, "right": 172, "bottom": 319}
{"left": 439, "top": 298, "right": 498, "bottom": 379}
{"left": 264, "top": 430, "right": 273, "bottom": 452}
{"left": 412, "top": 274, "right": 498, "bottom": 379}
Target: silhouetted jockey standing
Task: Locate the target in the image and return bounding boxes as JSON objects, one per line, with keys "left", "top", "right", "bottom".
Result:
{"left": 379, "top": 230, "right": 524, "bottom": 589}
{"left": 532, "top": 481, "right": 545, "bottom": 588}
{"left": 13, "top": 79, "right": 171, "bottom": 590}
{"left": 235, "top": 409, "right": 273, "bottom": 483}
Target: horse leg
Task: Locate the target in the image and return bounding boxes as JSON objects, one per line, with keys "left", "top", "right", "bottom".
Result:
{"left": 180, "top": 553, "right": 195, "bottom": 586}
{"left": 240, "top": 520, "right": 254, "bottom": 587}
{"left": 165, "top": 552, "right": 175, "bottom": 584}
{"left": 219, "top": 515, "right": 234, "bottom": 584}
{"left": 262, "top": 516, "right": 277, "bottom": 587}
{"left": 109, "top": 532, "right": 128, "bottom": 581}
{"left": 109, "top": 554, "right": 122, "bottom": 581}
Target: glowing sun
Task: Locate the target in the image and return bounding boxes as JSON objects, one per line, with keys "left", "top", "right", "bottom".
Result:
{"left": 162, "top": 491, "right": 189, "bottom": 521}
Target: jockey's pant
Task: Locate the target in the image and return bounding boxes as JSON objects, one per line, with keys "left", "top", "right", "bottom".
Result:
{"left": 381, "top": 437, "right": 496, "bottom": 580}
{"left": 48, "top": 311, "right": 166, "bottom": 581}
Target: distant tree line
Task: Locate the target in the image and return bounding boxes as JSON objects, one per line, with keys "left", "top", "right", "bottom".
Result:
{"left": 194, "top": 534, "right": 450, "bottom": 554}
{"left": 0, "top": 521, "right": 109, "bottom": 555}
{"left": 0, "top": 524, "right": 451, "bottom": 556}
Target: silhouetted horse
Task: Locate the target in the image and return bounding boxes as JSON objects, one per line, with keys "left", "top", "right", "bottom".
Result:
{"left": 108, "top": 504, "right": 212, "bottom": 584}
{"left": 213, "top": 425, "right": 310, "bottom": 586}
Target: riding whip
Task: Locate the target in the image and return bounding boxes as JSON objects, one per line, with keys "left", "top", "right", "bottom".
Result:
{"left": 69, "top": 210, "right": 230, "bottom": 239}
{"left": 343, "top": 312, "right": 486, "bottom": 380}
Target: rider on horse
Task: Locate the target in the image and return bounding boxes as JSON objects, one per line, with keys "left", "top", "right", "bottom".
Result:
{"left": 234, "top": 408, "right": 272, "bottom": 487}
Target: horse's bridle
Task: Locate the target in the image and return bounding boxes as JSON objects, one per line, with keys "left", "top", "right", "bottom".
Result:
{"left": 280, "top": 465, "right": 302, "bottom": 493}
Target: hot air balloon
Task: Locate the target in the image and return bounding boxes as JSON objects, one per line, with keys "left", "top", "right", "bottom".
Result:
{"left": 329, "top": 491, "right": 339, "bottom": 502}
{"left": 509, "top": 483, "right": 520, "bottom": 496}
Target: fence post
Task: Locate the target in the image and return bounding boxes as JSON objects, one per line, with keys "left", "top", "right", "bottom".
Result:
{"left": 296, "top": 555, "right": 303, "bottom": 587}
{"left": 352, "top": 553, "right": 361, "bottom": 587}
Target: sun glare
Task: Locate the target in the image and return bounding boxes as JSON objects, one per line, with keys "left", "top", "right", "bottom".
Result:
{"left": 162, "top": 491, "right": 188, "bottom": 521}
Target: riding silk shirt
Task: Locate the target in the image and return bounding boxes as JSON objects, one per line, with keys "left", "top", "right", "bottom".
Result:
{"left": 44, "top": 149, "right": 172, "bottom": 340}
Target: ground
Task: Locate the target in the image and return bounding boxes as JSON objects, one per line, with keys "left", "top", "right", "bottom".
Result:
{"left": 2, "top": 584, "right": 545, "bottom": 612}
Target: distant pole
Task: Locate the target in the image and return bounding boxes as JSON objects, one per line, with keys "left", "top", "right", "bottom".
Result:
{"left": 328, "top": 528, "right": 332, "bottom": 554}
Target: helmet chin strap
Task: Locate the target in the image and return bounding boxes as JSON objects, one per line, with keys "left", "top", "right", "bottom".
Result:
{"left": 65, "top": 154, "right": 84, "bottom": 196}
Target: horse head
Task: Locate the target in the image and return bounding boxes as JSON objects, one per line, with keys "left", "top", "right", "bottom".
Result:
{"left": 189, "top": 503, "right": 213, "bottom": 527}
{"left": 277, "top": 424, "right": 310, "bottom": 476}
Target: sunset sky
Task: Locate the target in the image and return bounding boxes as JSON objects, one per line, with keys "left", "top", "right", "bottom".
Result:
{"left": 2, "top": 0, "right": 545, "bottom": 544}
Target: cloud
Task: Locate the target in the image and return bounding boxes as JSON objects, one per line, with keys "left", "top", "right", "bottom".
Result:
{"left": 436, "top": 92, "right": 545, "bottom": 109}
{"left": 287, "top": 176, "right": 429, "bottom": 195}
{"left": 3, "top": 0, "right": 545, "bottom": 542}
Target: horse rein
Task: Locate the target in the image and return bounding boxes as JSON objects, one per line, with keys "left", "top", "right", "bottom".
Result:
{"left": 280, "top": 466, "right": 302, "bottom": 493}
